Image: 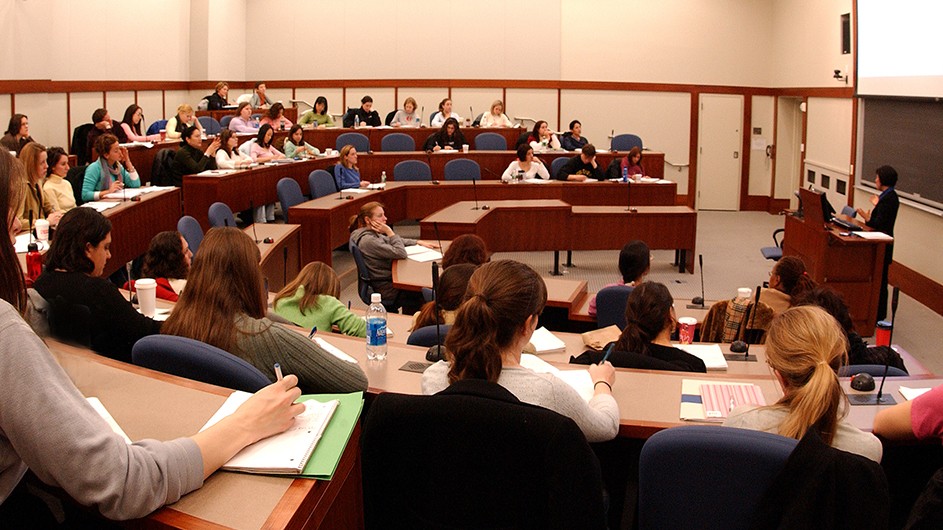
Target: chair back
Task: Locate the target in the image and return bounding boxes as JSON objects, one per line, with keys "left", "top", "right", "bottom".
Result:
{"left": 472, "top": 112, "right": 484, "bottom": 127}
{"left": 384, "top": 109, "right": 397, "bottom": 126}
{"left": 198, "top": 116, "right": 222, "bottom": 135}
{"left": 840, "top": 205, "right": 856, "bottom": 218}
{"left": 349, "top": 241, "right": 375, "bottom": 305}
{"left": 429, "top": 111, "right": 440, "bottom": 126}
{"left": 596, "top": 285, "right": 634, "bottom": 329}
{"left": 47, "top": 296, "right": 92, "bottom": 348}
{"left": 238, "top": 138, "right": 256, "bottom": 156}
{"left": 443, "top": 158, "right": 481, "bottom": 181}
{"left": 70, "top": 123, "right": 94, "bottom": 165}
{"left": 421, "top": 287, "right": 434, "bottom": 302}
{"left": 341, "top": 107, "right": 357, "bottom": 128}
{"left": 177, "top": 215, "right": 204, "bottom": 254}
{"left": 308, "top": 169, "right": 339, "bottom": 198}
{"left": 145, "top": 119, "right": 167, "bottom": 136}
{"left": 220, "top": 115, "right": 235, "bottom": 129}
{"left": 839, "top": 364, "right": 909, "bottom": 377}
{"left": 150, "top": 148, "right": 177, "bottom": 187}
{"left": 276, "top": 178, "right": 305, "bottom": 223}
{"left": 393, "top": 160, "right": 432, "bottom": 182}
{"left": 132, "top": 335, "right": 271, "bottom": 392}
{"left": 65, "top": 164, "right": 88, "bottom": 207}
{"left": 406, "top": 324, "right": 452, "bottom": 347}
{"left": 235, "top": 93, "right": 252, "bottom": 104}
{"left": 474, "top": 132, "right": 507, "bottom": 151}
{"left": 611, "top": 133, "right": 643, "bottom": 151}
{"left": 639, "top": 426, "right": 797, "bottom": 530}
{"left": 380, "top": 132, "right": 415, "bottom": 152}
{"left": 208, "top": 202, "right": 236, "bottom": 228}
{"left": 362, "top": 380, "right": 606, "bottom": 529}
{"left": 550, "top": 157, "right": 568, "bottom": 179}
{"left": 336, "top": 132, "right": 370, "bottom": 152}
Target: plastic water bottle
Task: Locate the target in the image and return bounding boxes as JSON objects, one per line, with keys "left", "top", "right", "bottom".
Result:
{"left": 622, "top": 165, "right": 629, "bottom": 183}
{"left": 366, "top": 293, "right": 388, "bottom": 360}
{"left": 380, "top": 171, "right": 387, "bottom": 185}
{"left": 354, "top": 115, "right": 360, "bottom": 128}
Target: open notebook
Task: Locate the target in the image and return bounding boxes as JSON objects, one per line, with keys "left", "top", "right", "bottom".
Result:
{"left": 519, "top": 354, "right": 594, "bottom": 402}
{"left": 680, "top": 379, "right": 767, "bottom": 422}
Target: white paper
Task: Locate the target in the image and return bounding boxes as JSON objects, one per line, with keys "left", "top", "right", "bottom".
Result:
{"left": 852, "top": 231, "right": 894, "bottom": 241}
{"left": 196, "top": 169, "right": 236, "bottom": 176}
{"left": 899, "top": 386, "right": 932, "bottom": 401}
{"left": 519, "top": 354, "right": 594, "bottom": 402}
{"left": 524, "top": 178, "right": 551, "bottom": 184}
{"left": 675, "top": 344, "right": 729, "bottom": 371}
{"left": 405, "top": 245, "right": 443, "bottom": 262}
{"left": 13, "top": 233, "right": 48, "bottom": 253}
{"left": 80, "top": 201, "right": 120, "bottom": 212}
{"left": 137, "top": 308, "right": 171, "bottom": 321}
{"left": 313, "top": 337, "right": 358, "bottom": 364}
{"left": 528, "top": 327, "right": 566, "bottom": 354}
{"left": 103, "top": 188, "right": 146, "bottom": 199}
{"left": 87, "top": 397, "right": 132, "bottom": 444}
{"left": 343, "top": 188, "right": 370, "bottom": 194}
{"left": 120, "top": 141, "right": 154, "bottom": 149}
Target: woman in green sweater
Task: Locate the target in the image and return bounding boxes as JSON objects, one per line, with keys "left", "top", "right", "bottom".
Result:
{"left": 274, "top": 261, "right": 366, "bottom": 338}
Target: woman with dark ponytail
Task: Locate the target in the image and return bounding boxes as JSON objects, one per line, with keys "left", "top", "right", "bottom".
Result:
{"left": 759, "top": 256, "right": 817, "bottom": 316}
{"left": 607, "top": 282, "right": 706, "bottom": 372}
{"left": 724, "top": 306, "right": 882, "bottom": 462}
{"left": 421, "top": 260, "right": 619, "bottom": 442}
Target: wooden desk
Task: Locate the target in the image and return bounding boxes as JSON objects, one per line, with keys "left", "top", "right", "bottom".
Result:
{"left": 101, "top": 188, "right": 182, "bottom": 278}
{"left": 197, "top": 107, "right": 298, "bottom": 124}
{"left": 783, "top": 214, "right": 888, "bottom": 335}
{"left": 302, "top": 127, "right": 524, "bottom": 156}
{"left": 247, "top": 223, "right": 302, "bottom": 292}
{"left": 843, "top": 377, "right": 943, "bottom": 433}
{"left": 46, "top": 340, "right": 363, "bottom": 529}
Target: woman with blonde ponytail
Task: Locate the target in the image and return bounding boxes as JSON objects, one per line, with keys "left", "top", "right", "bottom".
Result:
{"left": 724, "top": 306, "right": 882, "bottom": 462}
{"left": 421, "top": 260, "right": 620, "bottom": 442}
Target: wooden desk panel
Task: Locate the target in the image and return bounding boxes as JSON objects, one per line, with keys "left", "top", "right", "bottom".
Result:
{"left": 421, "top": 200, "right": 571, "bottom": 251}
{"left": 248, "top": 224, "right": 302, "bottom": 292}
{"left": 303, "top": 127, "right": 524, "bottom": 154}
{"left": 197, "top": 107, "right": 298, "bottom": 124}
{"left": 102, "top": 189, "right": 182, "bottom": 278}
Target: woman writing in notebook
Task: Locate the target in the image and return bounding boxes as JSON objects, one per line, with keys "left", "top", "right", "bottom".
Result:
{"left": 606, "top": 146, "right": 644, "bottom": 180}
{"left": 390, "top": 97, "right": 421, "bottom": 127}
{"left": 0, "top": 151, "right": 304, "bottom": 523}
{"left": 283, "top": 124, "right": 319, "bottom": 159}
{"left": 723, "top": 305, "right": 882, "bottom": 463}
{"left": 273, "top": 261, "right": 367, "bottom": 338}
{"left": 163, "top": 227, "right": 368, "bottom": 394}
{"left": 298, "top": 96, "right": 335, "bottom": 127}
{"left": 479, "top": 100, "right": 512, "bottom": 128}
{"left": 421, "top": 260, "right": 620, "bottom": 442}
{"left": 423, "top": 118, "right": 466, "bottom": 152}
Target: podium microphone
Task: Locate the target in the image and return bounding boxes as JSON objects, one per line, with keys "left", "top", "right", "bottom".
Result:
{"left": 426, "top": 261, "right": 446, "bottom": 362}
{"left": 688, "top": 254, "right": 706, "bottom": 308}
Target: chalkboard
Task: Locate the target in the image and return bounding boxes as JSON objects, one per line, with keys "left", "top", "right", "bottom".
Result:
{"left": 860, "top": 98, "right": 943, "bottom": 209}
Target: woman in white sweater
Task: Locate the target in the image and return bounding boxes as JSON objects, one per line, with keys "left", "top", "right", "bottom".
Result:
{"left": 214, "top": 129, "right": 253, "bottom": 169}
{"left": 501, "top": 144, "right": 550, "bottom": 181}
{"left": 421, "top": 260, "right": 619, "bottom": 442}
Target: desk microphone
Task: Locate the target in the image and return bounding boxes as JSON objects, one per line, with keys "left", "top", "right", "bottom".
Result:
{"left": 625, "top": 179, "right": 636, "bottom": 212}
{"left": 471, "top": 178, "right": 488, "bottom": 210}
{"left": 420, "top": 106, "right": 425, "bottom": 127}
{"left": 426, "top": 261, "right": 446, "bottom": 362}
{"left": 469, "top": 106, "right": 474, "bottom": 126}
{"left": 249, "top": 201, "right": 260, "bottom": 243}
{"left": 689, "top": 254, "right": 706, "bottom": 307}
{"left": 434, "top": 221, "right": 443, "bottom": 254}
{"left": 729, "top": 287, "right": 760, "bottom": 361}
{"left": 850, "top": 287, "right": 900, "bottom": 406}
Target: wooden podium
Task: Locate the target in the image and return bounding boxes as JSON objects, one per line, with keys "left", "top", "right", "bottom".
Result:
{"left": 782, "top": 192, "right": 888, "bottom": 336}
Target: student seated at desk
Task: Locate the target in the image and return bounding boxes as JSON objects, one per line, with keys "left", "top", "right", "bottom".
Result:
{"left": 479, "top": 100, "right": 512, "bottom": 128}
{"left": 527, "top": 120, "right": 561, "bottom": 152}
{"left": 18, "top": 142, "right": 63, "bottom": 229}
{"left": 594, "top": 281, "right": 706, "bottom": 373}
{"left": 555, "top": 144, "right": 605, "bottom": 181}
{"left": 1, "top": 113, "right": 34, "bottom": 155}
{"left": 283, "top": 124, "right": 319, "bottom": 159}
{"left": 125, "top": 231, "right": 192, "bottom": 302}
{"left": 86, "top": 108, "right": 126, "bottom": 162}
{"left": 441, "top": 233, "right": 490, "bottom": 269}
{"left": 758, "top": 256, "right": 816, "bottom": 316}
{"left": 422, "top": 260, "right": 620, "bottom": 442}
{"left": 431, "top": 97, "right": 462, "bottom": 128}
{"left": 273, "top": 261, "right": 366, "bottom": 338}
{"left": 215, "top": 129, "right": 253, "bottom": 169}
{"left": 423, "top": 118, "right": 466, "bottom": 152}
{"left": 724, "top": 306, "right": 883, "bottom": 463}
{"left": 250, "top": 81, "right": 273, "bottom": 108}
{"left": 350, "top": 95, "right": 381, "bottom": 127}
{"left": 81, "top": 134, "right": 140, "bottom": 202}
{"left": 334, "top": 144, "right": 369, "bottom": 190}
{"left": 560, "top": 120, "right": 589, "bottom": 151}
{"left": 228, "top": 102, "right": 260, "bottom": 133}
{"left": 501, "top": 145, "right": 550, "bottom": 181}
{"left": 163, "top": 228, "right": 369, "bottom": 394}
{"left": 390, "top": 97, "right": 421, "bottom": 127}
{"left": 259, "top": 102, "right": 292, "bottom": 131}
{"left": 588, "top": 240, "right": 650, "bottom": 317}
{"left": 33, "top": 207, "right": 161, "bottom": 363}
{"left": 119, "top": 104, "right": 161, "bottom": 143}
{"left": 411, "top": 264, "right": 477, "bottom": 331}
{"left": 298, "top": 96, "right": 335, "bottom": 127}
{"left": 202, "top": 81, "right": 230, "bottom": 111}
{"left": 0, "top": 152, "right": 304, "bottom": 523}
{"left": 168, "top": 126, "right": 220, "bottom": 188}
{"left": 42, "top": 147, "right": 76, "bottom": 212}
{"left": 606, "top": 146, "right": 644, "bottom": 180}
{"left": 165, "top": 104, "right": 203, "bottom": 141}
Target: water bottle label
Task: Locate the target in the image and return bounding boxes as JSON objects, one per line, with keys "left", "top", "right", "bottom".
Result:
{"left": 368, "top": 319, "right": 387, "bottom": 346}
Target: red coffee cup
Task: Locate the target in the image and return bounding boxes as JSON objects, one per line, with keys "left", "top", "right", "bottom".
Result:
{"left": 678, "top": 317, "right": 697, "bottom": 344}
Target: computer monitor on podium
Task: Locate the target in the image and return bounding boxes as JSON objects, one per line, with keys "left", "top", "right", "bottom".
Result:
{"left": 798, "top": 187, "right": 830, "bottom": 228}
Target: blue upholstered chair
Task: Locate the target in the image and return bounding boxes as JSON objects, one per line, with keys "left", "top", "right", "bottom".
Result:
{"left": 839, "top": 364, "right": 909, "bottom": 377}
{"left": 350, "top": 241, "right": 392, "bottom": 307}
{"left": 197, "top": 116, "right": 222, "bottom": 135}
{"left": 596, "top": 285, "right": 634, "bottom": 329}
{"left": 336, "top": 132, "right": 370, "bottom": 152}
{"left": 406, "top": 324, "right": 452, "bottom": 347}
{"left": 474, "top": 132, "right": 507, "bottom": 151}
{"left": 611, "top": 133, "right": 643, "bottom": 151}
{"left": 550, "top": 157, "right": 568, "bottom": 180}
{"left": 760, "top": 228, "right": 785, "bottom": 261}
{"left": 381, "top": 133, "right": 415, "bottom": 152}
{"left": 220, "top": 115, "right": 235, "bottom": 129}
{"left": 638, "top": 426, "right": 797, "bottom": 530}
{"left": 132, "top": 335, "right": 271, "bottom": 392}
{"left": 176, "top": 215, "right": 204, "bottom": 255}
{"left": 146, "top": 119, "right": 168, "bottom": 136}
{"left": 208, "top": 202, "right": 236, "bottom": 228}
{"left": 443, "top": 158, "right": 481, "bottom": 181}
{"left": 393, "top": 160, "right": 432, "bottom": 182}
{"left": 308, "top": 169, "right": 338, "bottom": 198}
{"left": 276, "top": 178, "right": 306, "bottom": 223}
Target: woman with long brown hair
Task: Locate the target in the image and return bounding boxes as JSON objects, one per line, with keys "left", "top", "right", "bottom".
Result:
{"left": 273, "top": 261, "right": 366, "bottom": 338}
{"left": 411, "top": 263, "right": 477, "bottom": 331}
{"left": 17, "top": 142, "right": 63, "bottom": 229}
{"left": 0, "top": 151, "right": 304, "bottom": 522}
{"left": 724, "top": 305, "right": 882, "bottom": 462}
{"left": 163, "top": 228, "right": 367, "bottom": 393}
{"left": 441, "top": 234, "right": 489, "bottom": 270}
{"left": 421, "top": 260, "right": 619, "bottom": 442}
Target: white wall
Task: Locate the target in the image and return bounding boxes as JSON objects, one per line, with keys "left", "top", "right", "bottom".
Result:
{"left": 749, "top": 96, "right": 775, "bottom": 196}
{"left": 770, "top": 0, "right": 854, "bottom": 87}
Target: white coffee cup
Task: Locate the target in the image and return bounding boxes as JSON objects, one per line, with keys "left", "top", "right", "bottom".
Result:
{"left": 135, "top": 278, "right": 158, "bottom": 318}
{"left": 462, "top": 144, "right": 469, "bottom": 153}
{"left": 34, "top": 219, "right": 50, "bottom": 242}
{"left": 737, "top": 287, "right": 752, "bottom": 299}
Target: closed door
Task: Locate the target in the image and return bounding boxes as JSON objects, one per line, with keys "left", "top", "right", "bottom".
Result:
{"left": 696, "top": 94, "right": 743, "bottom": 210}
{"left": 775, "top": 97, "right": 803, "bottom": 208}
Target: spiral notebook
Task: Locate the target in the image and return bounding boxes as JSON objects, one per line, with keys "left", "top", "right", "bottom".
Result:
{"left": 200, "top": 391, "right": 339, "bottom": 474}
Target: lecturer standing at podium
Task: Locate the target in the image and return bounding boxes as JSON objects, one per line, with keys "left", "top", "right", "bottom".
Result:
{"left": 856, "top": 165, "right": 899, "bottom": 322}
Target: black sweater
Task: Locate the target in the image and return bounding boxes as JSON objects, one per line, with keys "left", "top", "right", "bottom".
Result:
{"left": 169, "top": 143, "right": 217, "bottom": 187}
{"left": 555, "top": 155, "right": 605, "bottom": 181}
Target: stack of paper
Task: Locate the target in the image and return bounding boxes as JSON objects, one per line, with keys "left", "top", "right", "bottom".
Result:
{"left": 519, "top": 354, "right": 594, "bottom": 402}
{"left": 527, "top": 326, "right": 566, "bottom": 354}
{"left": 405, "top": 245, "right": 442, "bottom": 262}
{"left": 313, "top": 337, "right": 358, "bottom": 364}
{"left": 899, "top": 386, "right": 932, "bottom": 401}
{"left": 680, "top": 379, "right": 766, "bottom": 422}
{"left": 81, "top": 201, "right": 121, "bottom": 212}
{"left": 852, "top": 231, "right": 893, "bottom": 241}
{"left": 13, "top": 234, "right": 47, "bottom": 253}
{"left": 676, "top": 344, "right": 729, "bottom": 371}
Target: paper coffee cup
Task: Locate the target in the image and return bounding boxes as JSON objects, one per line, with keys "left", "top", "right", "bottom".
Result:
{"left": 34, "top": 219, "right": 50, "bottom": 241}
{"left": 462, "top": 144, "right": 469, "bottom": 153}
{"left": 737, "top": 287, "right": 752, "bottom": 299}
{"left": 135, "top": 278, "right": 158, "bottom": 318}
{"left": 678, "top": 317, "right": 697, "bottom": 344}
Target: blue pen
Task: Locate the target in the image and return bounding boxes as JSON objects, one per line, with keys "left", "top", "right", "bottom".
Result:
{"left": 307, "top": 325, "right": 318, "bottom": 339}
{"left": 601, "top": 343, "right": 615, "bottom": 364}
{"left": 274, "top": 363, "right": 283, "bottom": 381}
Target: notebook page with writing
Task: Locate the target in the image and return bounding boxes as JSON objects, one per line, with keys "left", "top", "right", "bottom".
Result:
{"left": 519, "top": 354, "right": 594, "bottom": 402}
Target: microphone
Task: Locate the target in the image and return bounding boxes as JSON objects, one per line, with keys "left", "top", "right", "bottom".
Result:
{"left": 249, "top": 201, "right": 260, "bottom": 243}
{"left": 420, "top": 106, "right": 425, "bottom": 128}
{"left": 625, "top": 178, "right": 636, "bottom": 212}
{"left": 689, "top": 254, "right": 705, "bottom": 308}
{"left": 850, "top": 287, "right": 900, "bottom": 406}
{"left": 469, "top": 106, "right": 474, "bottom": 126}
{"left": 481, "top": 165, "right": 503, "bottom": 182}
{"left": 126, "top": 261, "right": 134, "bottom": 304}
{"left": 728, "top": 287, "right": 760, "bottom": 361}
{"left": 434, "top": 221, "right": 443, "bottom": 255}
{"left": 471, "top": 178, "right": 489, "bottom": 210}
{"left": 426, "top": 261, "right": 446, "bottom": 362}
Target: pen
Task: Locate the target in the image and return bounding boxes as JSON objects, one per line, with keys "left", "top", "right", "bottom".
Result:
{"left": 274, "top": 363, "right": 283, "bottom": 381}
{"left": 601, "top": 343, "right": 615, "bottom": 364}
{"left": 348, "top": 300, "right": 351, "bottom": 310}
{"left": 308, "top": 325, "right": 318, "bottom": 339}
{"left": 729, "top": 397, "right": 736, "bottom": 412}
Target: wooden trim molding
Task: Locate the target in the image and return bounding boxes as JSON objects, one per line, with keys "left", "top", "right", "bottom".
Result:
{"left": 889, "top": 262, "right": 943, "bottom": 317}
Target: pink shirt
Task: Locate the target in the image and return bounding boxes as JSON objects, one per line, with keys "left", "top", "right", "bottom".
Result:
{"left": 249, "top": 143, "right": 281, "bottom": 161}
{"left": 912, "top": 385, "right": 943, "bottom": 441}
{"left": 259, "top": 116, "right": 293, "bottom": 130}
